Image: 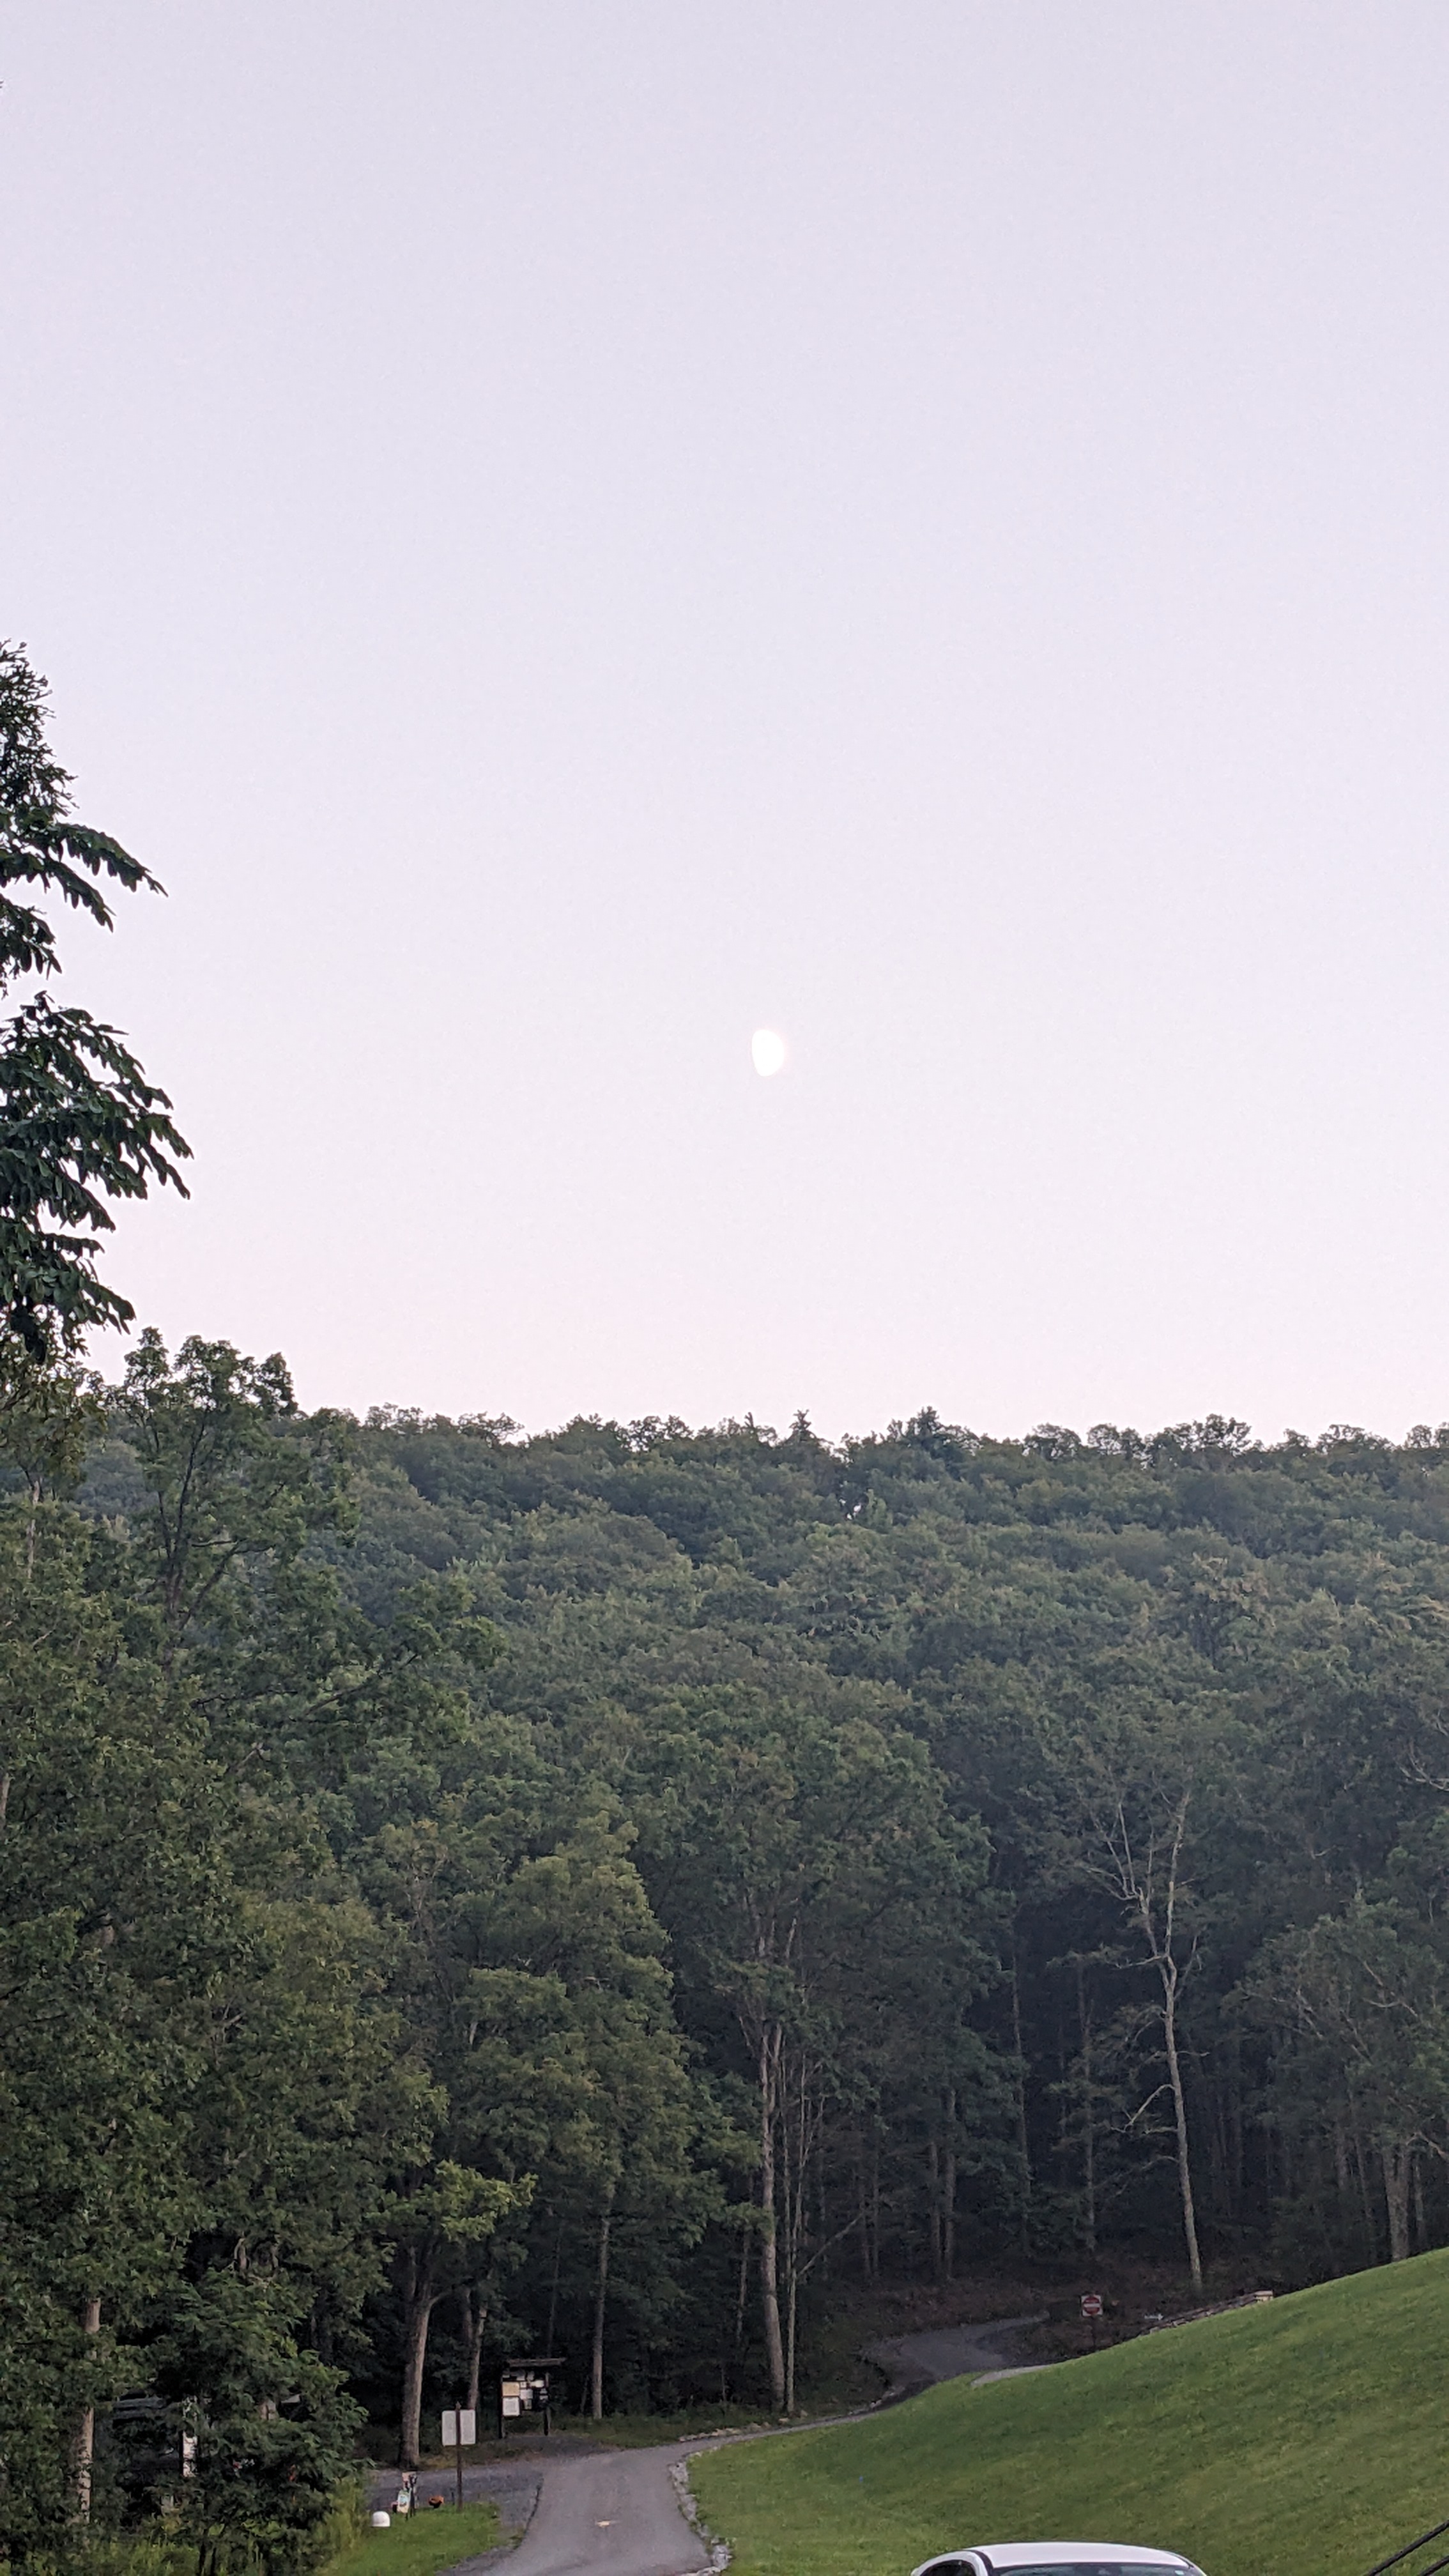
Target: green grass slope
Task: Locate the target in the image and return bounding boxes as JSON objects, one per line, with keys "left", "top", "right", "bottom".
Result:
{"left": 689, "top": 2251, "right": 1449, "bottom": 2576}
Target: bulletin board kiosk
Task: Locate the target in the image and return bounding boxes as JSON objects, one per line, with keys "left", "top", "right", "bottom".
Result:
{"left": 498, "top": 2358, "right": 562, "bottom": 2439}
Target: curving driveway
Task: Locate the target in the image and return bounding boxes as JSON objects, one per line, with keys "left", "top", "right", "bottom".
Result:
{"left": 378, "top": 2445, "right": 707, "bottom": 2576}
{"left": 499, "top": 2443, "right": 707, "bottom": 2576}
{"left": 866, "top": 2311, "right": 1049, "bottom": 2398}
{"left": 385, "top": 2308, "right": 1048, "bottom": 2575}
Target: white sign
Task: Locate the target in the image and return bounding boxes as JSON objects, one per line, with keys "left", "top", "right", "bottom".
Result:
{"left": 441, "top": 2409, "right": 477, "bottom": 2448}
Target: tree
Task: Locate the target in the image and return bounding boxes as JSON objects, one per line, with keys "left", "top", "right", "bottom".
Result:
{"left": 623, "top": 1685, "right": 993, "bottom": 2409}
{"left": 387, "top": 2163, "right": 523, "bottom": 2467}
{"left": 151, "top": 2272, "right": 362, "bottom": 2576}
{"left": 0, "top": 1345, "right": 506, "bottom": 2549}
{"left": 1251, "top": 1892, "right": 1449, "bottom": 2264}
{"left": 486, "top": 1821, "right": 717, "bottom": 2420}
{"left": 0, "top": 1496, "right": 198, "bottom": 2556}
{"left": 0, "top": 644, "right": 188, "bottom": 1365}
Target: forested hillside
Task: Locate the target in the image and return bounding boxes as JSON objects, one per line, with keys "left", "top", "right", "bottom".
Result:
{"left": 336, "top": 1397, "right": 1449, "bottom": 2308}
{"left": 8, "top": 1342, "right": 1449, "bottom": 2561}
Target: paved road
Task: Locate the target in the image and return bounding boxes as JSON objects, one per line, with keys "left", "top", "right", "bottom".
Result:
{"left": 502, "top": 2444, "right": 707, "bottom": 2576}
{"left": 866, "top": 2310, "right": 1049, "bottom": 2397}
{"left": 379, "top": 2308, "right": 1047, "bottom": 2574}
{"left": 376, "top": 2445, "right": 707, "bottom": 2576}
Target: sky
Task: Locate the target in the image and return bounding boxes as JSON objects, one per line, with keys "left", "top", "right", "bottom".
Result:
{"left": 3, "top": 3, "right": 1449, "bottom": 1443}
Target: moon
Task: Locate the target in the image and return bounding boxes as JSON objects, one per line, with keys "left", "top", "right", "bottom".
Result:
{"left": 751, "top": 1027, "right": 787, "bottom": 1077}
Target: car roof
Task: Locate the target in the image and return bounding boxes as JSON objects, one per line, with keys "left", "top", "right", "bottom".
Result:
{"left": 933, "top": 2548, "right": 1193, "bottom": 2570}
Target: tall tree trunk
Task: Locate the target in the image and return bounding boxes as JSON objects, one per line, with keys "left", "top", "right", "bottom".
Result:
{"left": 1119, "top": 1796, "right": 1202, "bottom": 2292}
{"left": 1010, "top": 1950, "right": 1032, "bottom": 2252}
{"left": 868, "top": 2126, "right": 880, "bottom": 2280}
{"left": 942, "top": 2087, "right": 957, "bottom": 2283}
{"left": 399, "top": 2250, "right": 438, "bottom": 2469}
{"left": 780, "top": 2048, "right": 812, "bottom": 2417}
{"left": 758, "top": 2025, "right": 786, "bottom": 2411}
{"left": 590, "top": 2176, "right": 617, "bottom": 2421}
{"left": 1075, "top": 1959, "right": 1096, "bottom": 2258}
{"left": 1158, "top": 1950, "right": 1202, "bottom": 2289}
{"left": 1351, "top": 2117, "right": 1380, "bottom": 2259}
{"left": 1228, "top": 2036, "right": 1244, "bottom": 2220}
{"left": 545, "top": 2218, "right": 566, "bottom": 2357}
{"left": 926, "top": 2136, "right": 942, "bottom": 2280}
{"left": 1382, "top": 2137, "right": 1412, "bottom": 2262}
{"left": 461, "top": 2287, "right": 489, "bottom": 2418}
{"left": 72, "top": 2295, "right": 101, "bottom": 2522}
{"left": 733, "top": 2207, "right": 751, "bottom": 2363}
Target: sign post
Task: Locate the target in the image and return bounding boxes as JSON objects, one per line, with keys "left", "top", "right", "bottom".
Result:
{"left": 1080, "top": 2292, "right": 1103, "bottom": 2351}
{"left": 440, "top": 2409, "right": 475, "bottom": 2508}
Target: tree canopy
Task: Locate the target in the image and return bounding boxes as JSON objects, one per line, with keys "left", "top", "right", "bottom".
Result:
{"left": 13, "top": 1384, "right": 1449, "bottom": 2565}
{"left": 0, "top": 644, "right": 187, "bottom": 1365}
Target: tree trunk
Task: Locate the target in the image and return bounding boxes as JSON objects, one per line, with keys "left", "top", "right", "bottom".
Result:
{"left": 1227, "top": 2037, "right": 1244, "bottom": 2220}
{"left": 1075, "top": 1960, "right": 1096, "bottom": 2258}
{"left": 868, "top": 2126, "right": 880, "bottom": 2280}
{"left": 1382, "top": 2137, "right": 1412, "bottom": 2262}
{"left": 758, "top": 2025, "right": 786, "bottom": 2411}
{"left": 72, "top": 2295, "right": 102, "bottom": 2522}
{"left": 1009, "top": 1951, "right": 1032, "bottom": 2251}
{"left": 546, "top": 2219, "right": 564, "bottom": 2358}
{"left": 1158, "top": 1954, "right": 1202, "bottom": 2290}
{"left": 942, "top": 2088, "right": 957, "bottom": 2283}
{"left": 1352, "top": 2119, "right": 1380, "bottom": 2259}
{"left": 926, "top": 2136, "right": 942, "bottom": 2280}
{"left": 399, "top": 2250, "right": 438, "bottom": 2469}
{"left": 733, "top": 2208, "right": 751, "bottom": 2363}
{"left": 779, "top": 2049, "right": 812, "bottom": 2417}
{"left": 590, "top": 2177, "right": 617, "bottom": 2421}
{"left": 461, "top": 2287, "right": 489, "bottom": 2418}
{"left": 1121, "top": 1798, "right": 1202, "bottom": 2292}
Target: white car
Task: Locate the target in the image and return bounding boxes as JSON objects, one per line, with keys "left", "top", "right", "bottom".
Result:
{"left": 911, "top": 2546, "right": 1205, "bottom": 2576}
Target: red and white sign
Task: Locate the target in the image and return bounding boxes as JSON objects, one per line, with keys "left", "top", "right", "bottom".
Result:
{"left": 1080, "top": 2294, "right": 1103, "bottom": 2319}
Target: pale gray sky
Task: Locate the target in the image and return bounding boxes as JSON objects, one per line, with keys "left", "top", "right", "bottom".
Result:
{"left": 4, "top": 3, "right": 1448, "bottom": 1440}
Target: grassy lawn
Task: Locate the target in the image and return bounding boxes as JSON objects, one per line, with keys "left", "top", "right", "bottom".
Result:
{"left": 689, "top": 2246, "right": 1449, "bottom": 2576}
{"left": 323, "top": 2501, "right": 502, "bottom": 2576}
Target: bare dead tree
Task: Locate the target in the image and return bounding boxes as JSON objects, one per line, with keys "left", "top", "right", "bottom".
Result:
{"left": 1099, "top": 1791, "right": 1203, "bottom": 2290}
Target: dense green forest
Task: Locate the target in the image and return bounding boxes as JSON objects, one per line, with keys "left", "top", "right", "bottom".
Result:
{"left": 4, "top": 640, "right": 1447, "bottom": 2567}
{"left": 11, "top": 1352, "right": 1449, "bottom": 2560}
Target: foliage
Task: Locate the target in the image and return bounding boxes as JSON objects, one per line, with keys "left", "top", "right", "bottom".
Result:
{"left": 18, "top": 1368, "right": 1449, "bottom": 2550}
{"left": 0, "top": 645, "right": 187, "bottom": 1365}
{"left": 150, "top": 2274, "right": 362, "bottom": 2576}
